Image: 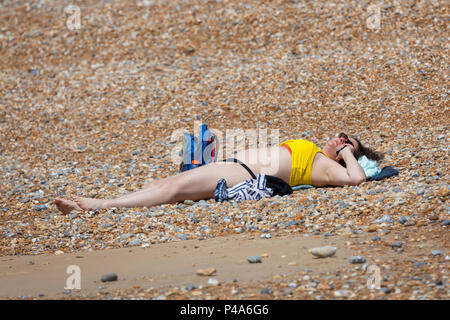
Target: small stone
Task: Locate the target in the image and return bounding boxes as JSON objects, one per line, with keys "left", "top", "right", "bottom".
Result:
{"left": 177, "top": 234, "right": 187, "bottom": 241}
{"left": 247, "top": 255, "right": 262, "bottom": 263}
{"left": 390, "top": 241, "right": 403, "bottom": 248}
{"left": 440, "top": 220, "right": 450, "bottom": 227}
{"left": 207, "top": 278, "right": 219, "bottom": 286}
{"left": 333, "top": 290, "right": 355, "bottom": 298}
{"left": 120, "top": 233, "right": 133, "bottom": 240}
{"left": 310, "top": 246, "right": 337, "bottom": 258}
{"left": 380, "top": 287, "right": 389, "bottom": 294}
{"left": 34, "top": 204, "right": 47, "bottom": 211}
{"left": 434, "top": 279, "right": 443, "bottom": 286}
{"left": 184, "top": 200, "right": 195, "bottom": 205}
{"left": 368, "top": 225, "right": 379, "bottom": 232}
{"left": 129, "top": 238, "right": 142, "bottom": 246}
{"left": 284, "top": 289, "right": 292, "bottom": 295}
{"left": 372, "top": 236, "right": 381, "bottom": 241}
{"left": 288, "top": 261, "right": 298, "bottom": 266}
{"left": 431, "top": 250, "right": 442, "bottom": 256}
{"left": 349, "top": 256, "right": 366, "bottom": 264}
{"left": 196, "top": 268, "right": 216, "bottom": 276}
{"left": 260, "top": 233, "right": 271, "bottom": 239}
{"left": 54, "top": 250, "right": 64, "bottom": 255}
{"left": 398, "top": 216, "right": 410, "bottom": 224}
{"left": 101, "top": 273, "right": 118, "bottom": 282}
{"left": 260, "top": 288, "right": 272, "bottom": 294}
{"left": 62, "top": 289, "right": 71, "bottom": 294}
{"left": 375, "top": 215, "right": 393, "bottom": 224}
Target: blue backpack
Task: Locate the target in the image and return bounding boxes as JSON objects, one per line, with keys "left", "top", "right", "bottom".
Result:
{"left": 179, "top": 124, "right": 218, "bottom": 172}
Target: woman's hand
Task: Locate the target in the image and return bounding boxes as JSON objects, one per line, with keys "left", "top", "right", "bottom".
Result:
{"left": 335, "top": 143, "right": 355, "bottom": 162}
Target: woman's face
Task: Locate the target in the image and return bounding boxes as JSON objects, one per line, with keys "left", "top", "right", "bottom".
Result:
{"left": 327, "top": 134, "right": 359, "bottom": 153}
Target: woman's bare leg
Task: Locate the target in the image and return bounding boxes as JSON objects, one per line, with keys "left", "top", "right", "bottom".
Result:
{"left": 53, "top": 180, "right": 164, "bottom": 214}
{"left": 64, "top": 162, "right": 254, "bottom": 212}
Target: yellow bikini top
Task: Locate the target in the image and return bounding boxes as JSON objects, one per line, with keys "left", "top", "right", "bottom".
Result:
{"left": 280, "top": 139, "right": 328, "bottom": 186}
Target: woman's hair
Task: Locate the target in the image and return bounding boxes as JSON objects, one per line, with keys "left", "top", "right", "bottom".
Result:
{"left": 353, "top": 137, "right": 384, "bottom": 161}
{"left": 339, "top": 137, "right": 384, "bottom": 167}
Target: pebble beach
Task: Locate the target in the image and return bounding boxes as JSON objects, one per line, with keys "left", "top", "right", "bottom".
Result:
{"left": 0, "top": 0, "right": 448, "bottom": 300}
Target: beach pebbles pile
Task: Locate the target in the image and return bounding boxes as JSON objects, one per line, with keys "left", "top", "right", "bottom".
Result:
{"left": 0, "top": 0, "right": 448, "bottom": 300}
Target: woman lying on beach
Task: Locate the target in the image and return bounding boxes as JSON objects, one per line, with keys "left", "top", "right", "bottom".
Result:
{"left": 54, "top": 133, "right": 384, "bottom": 214}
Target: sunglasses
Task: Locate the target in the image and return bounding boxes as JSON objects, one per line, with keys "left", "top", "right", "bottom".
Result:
{"left": 338, "top": 132, "right": 355, "bottom": 149}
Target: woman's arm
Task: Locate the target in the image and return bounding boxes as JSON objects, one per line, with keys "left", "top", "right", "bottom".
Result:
{"left": 340, "top": 147, "right": 366, "bottom": 183}
{"left": 324, "top": 147, "right": 366, "bottom": 186}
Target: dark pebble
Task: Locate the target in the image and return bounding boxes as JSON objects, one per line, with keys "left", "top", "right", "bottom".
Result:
{"left": 390, "top": 241, "right": 403, "bottom": 248}
{"left": 33, "top": 204, "right": 47, "bottom": 211}
{"left": 398, "top": 216, "right": 410, "bottom": 224}
{"left": 434, "top": 280, "right": 443, "bottom": 286}
{"left": 28, "top": 68, "right": 38, "bottom": 76}
{"left": 349, "top": 256, "right": 366, "bottom": 264}
{"left": 372, "top": 236, "right": 381, "bottom": 241}
{"left": 101, "top": 273, "right": 118, "bottom": 282}
{"left": 286, "top": 221, "right": 299, "bottom": 227}
{"left": 260, "top": 288, "right": 272, "bottom": 294}
{"left": 440, "top": 220, "right": 450, "bottom": 227}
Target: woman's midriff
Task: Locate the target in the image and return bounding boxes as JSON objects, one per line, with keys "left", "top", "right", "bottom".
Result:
{"left": 235, "top": 146, "right": 292, "bottom": 184}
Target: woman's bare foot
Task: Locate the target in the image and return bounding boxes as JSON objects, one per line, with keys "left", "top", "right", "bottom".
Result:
{"left": 54, "top": 198, "right": 82, "bottom": 215}
{"left": 71, "top": 194, "right": 106, "bottom": 211}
